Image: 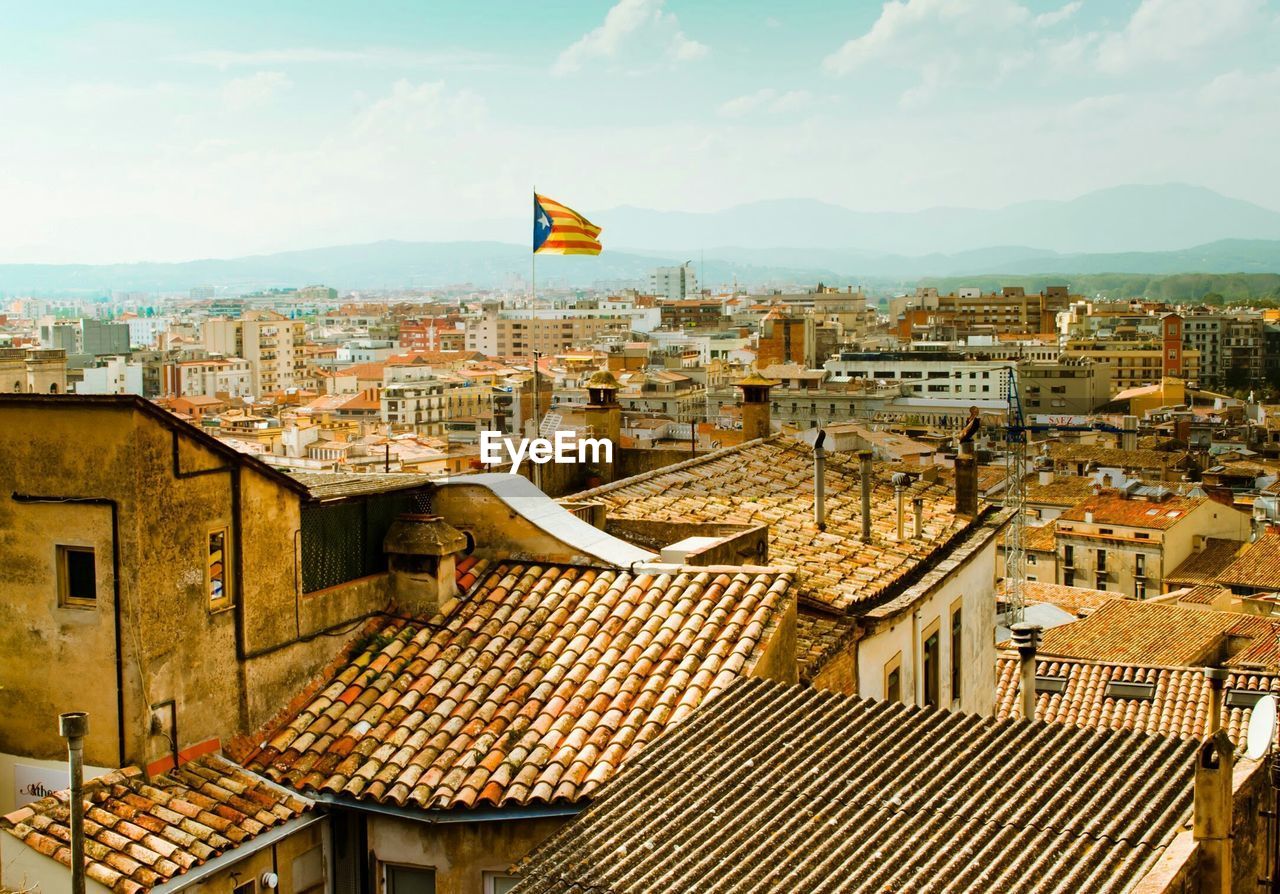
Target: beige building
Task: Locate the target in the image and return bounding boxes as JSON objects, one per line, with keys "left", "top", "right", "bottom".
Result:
{"left": 203, "top": 310, "right": 306, "bottom": 395}
{"left": 1018, "top": 357, "right": 1112, "bottom": 416}
{"left": 464, "top": 303, "right": 634, "bottom": 357}
{"left": 1053, "top": 489, "right": 1250, "bottom": 599}
{"left": 0, "top": 347, "right": 67, "bottom": 394}
{"left": 1063, "top": 337, "right": 1199, "bottom": 395}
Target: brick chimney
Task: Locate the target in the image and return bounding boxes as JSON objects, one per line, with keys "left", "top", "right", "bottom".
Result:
{"left": 735, "top": 373, "right": 779, "bottom": 441}
{"left": 1193, "top": 730, "right": 1234, "bottom": 894}
{"left": 954, "top": 453, "right": 978, "bottom": 518}
{"left": 383, "top": 514, "right": 467, "bottom": 617}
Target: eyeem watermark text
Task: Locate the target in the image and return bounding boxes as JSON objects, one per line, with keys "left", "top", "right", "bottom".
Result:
{"left": 480, "top": 430, "right": 612, "bottom": 472}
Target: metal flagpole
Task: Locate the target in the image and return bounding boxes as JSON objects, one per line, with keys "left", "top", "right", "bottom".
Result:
{"left": 530, "top": 188, "right": 542, "bottom": 491}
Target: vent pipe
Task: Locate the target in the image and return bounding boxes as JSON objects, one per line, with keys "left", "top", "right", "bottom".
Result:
{"left": 892, "top": 472, "right": 910, "bottom": 541}
{"left": 858, "top": 450, "right": 873, "bottom": 542}
{"left": 1205, "top": 666, "right": 1227, "bottom": 735}
{"left": 59, "top": 712, "right": 88, "bottom": 894}
{"left": 912, "top": 496, "right": 924, "bottom": 539}
{"left": 1010, "top": 623, "right": 1042, "bottom": 721}
{"left": 813, "top": 430, "right": 826, "bottom": 531}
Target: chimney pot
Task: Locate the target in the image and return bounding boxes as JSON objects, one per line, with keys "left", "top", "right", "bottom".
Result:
{"left": 858, "top": 450, "right": 874, "bottom": 541}
{"left": 383, "top": 514, "right": 467, "bottom": 617}
{"left": 1011, "top": 622, "right": 1042, "bottom": 722}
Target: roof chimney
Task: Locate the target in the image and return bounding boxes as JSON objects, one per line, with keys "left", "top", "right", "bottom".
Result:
{"left": 892, "top": 472, "right": 910, "bottom": 541}
{"left": 734, "top": 373, "right": 779, "bottom": 441}
{"left": 912, "top": 495, "right": 924, "bottom": 539}
{"left": 383, "top": 514, "right": 467, "bottom": 617}
{"left": 1204, "top": 666, "right": 1227, "bottom": 736}
{"left": 954, "top": 452, "right": 978, "bottom": 518}
{"left": 1011, "top": 623, "right": 1042, "bottom": 721}
{"left": 813, "top": 429, "right": 827, "bottom": 531}
{"left": 859, "top": 450, "right": 873, "bottom": 542}
{"left": 1193, "top": 729, "right": 1234, "bottom": 894}
{"left": 1120, "top": 415, "right": 1139, "bottom": 452}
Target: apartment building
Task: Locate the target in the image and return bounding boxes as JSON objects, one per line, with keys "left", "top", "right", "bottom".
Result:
{"left": 1053, "top": 487, "right": 1250, "bottom": 599}
{"left": 1182, "top": 309, "right": 1264, "bottom": 391}
{"left": 202, "top": 310, "right": 307, "bottom": 395}
{"left": 658, "top": 299, "right": 727, "bottom": 330}
{"left": 895, "top": 285, "right": 1072, "bottom": 339}
{"left": 649, "top": 262, "right": 698, "bottom": 300}
{"left": 825, "top": 350, "right": 1014, "bottom": 401}
{"left": 463, "top": 303, "right": 646, "bottom": 356}
{"left": 1062, "top": 314, "right": 1195, "bottom": 394}
{"left": 163, "top": 356, "right": 253, "bottom": 398}
{"left": 1019, "top": 358, "right": 1112, "bottom": 415}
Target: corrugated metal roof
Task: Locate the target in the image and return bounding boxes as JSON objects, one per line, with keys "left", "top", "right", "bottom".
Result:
{"left": 513, "top": 677, "right": 1197, "bottom": 894}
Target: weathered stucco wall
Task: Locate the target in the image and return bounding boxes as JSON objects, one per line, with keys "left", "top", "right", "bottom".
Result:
{"left": 368, "top": 813, "right": 572, "bottom": 894}
{"left": 0, "top": 401, "right": 392, "bottom": 770}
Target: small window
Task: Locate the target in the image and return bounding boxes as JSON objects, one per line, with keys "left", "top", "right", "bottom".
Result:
{"left": 485, "top": 873, "right": 520, "bottom": 894}
{"left": 923, "top": 628, "right": 941, "bottom": 708}
{"left": 58, "top": 546, "right": 97, "bottom": 607}
{"left": 386, "top": 865, "right": 436, "bottom": 894}
{"left": 208, "top": 529, "right": 229, "bottom": 604}
{"left": 233, "top": 882, "right": 256, "bottom": 894}
{"left": 885, "top": 652, "right": 902, "bottom": 703}
{"left": 950, "top": 603, "right": 963, "bottom": 705}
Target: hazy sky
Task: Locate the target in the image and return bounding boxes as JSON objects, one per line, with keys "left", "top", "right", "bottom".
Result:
{"left": 3, "top": 0, "right": 1278, "bottom": 263}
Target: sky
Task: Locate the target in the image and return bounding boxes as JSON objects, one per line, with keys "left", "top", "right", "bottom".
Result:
{"left": 2, "top": 0, "right": 1279, "bottom": 263}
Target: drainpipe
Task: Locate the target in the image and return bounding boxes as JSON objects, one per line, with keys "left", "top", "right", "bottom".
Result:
{"left": 859, "top": 450, "right": 873, "bottom": 542}
{"left": 813, "top": 430, "right": 826, "bottom": 531}
{"left": 1011, "top": 622, "right": 1042, "bottom": 721}
{"left": 13, "top": 494, "right": 126, "bottom": 767}
{"left": 59, "top": 711, "right": 88, "bottom": 894}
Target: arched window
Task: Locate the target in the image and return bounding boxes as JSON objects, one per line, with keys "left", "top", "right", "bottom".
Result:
{"left": 12, "top": 381, "right": 20, "bottom": 392}
{"left": 49, "top": 383, "right": 59, "bottom": 393}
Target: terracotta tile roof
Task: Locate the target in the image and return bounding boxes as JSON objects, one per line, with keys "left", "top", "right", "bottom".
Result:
{"left": 1165, "top": 538, "right": 1246, "bottom": 587}
{"left": 1003, "top": 580, "right": 1123, "bottom": 616}
{"left": 334, "top": 362, "right": 387, "bottom": 379}
{"left": 1049, "top": 442, "right": 1194, "bottom": 471}
{"left": 1170, "top": 584, "right": 1233, "bottom": 605}
{"left": 1024, "top": 474, "right": 1095, "bottom": 507}
{"left": 0, "top": 755, "right": 311, "bottom": 894}
{"left": 995, "top": 656, "right": 1278, "bottom": 747}
{"left": 1024, "top": 521, "right": 1057, "bottom": 552}
{"left": 573, "top": 439, "right": 963, "bottom": 613}
{"left": 1031, "top": 599, "right": 1280, "bottom": 667}
{"left": 1058, "top": 493, "right": 1202, "bottom": 530}
{"left": 513, "top": 676, "right": 1198, "bottom": 894}
{"left": 245, "top": 562, "right": 793, "bottom": 810}
{"left": 1216, "top": 530, "right": 1280, "bottom": 591}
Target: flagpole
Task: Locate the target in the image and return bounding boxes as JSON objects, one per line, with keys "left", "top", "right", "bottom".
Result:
{"left": 530, "top": 187, "right": 542, "bottom": 491}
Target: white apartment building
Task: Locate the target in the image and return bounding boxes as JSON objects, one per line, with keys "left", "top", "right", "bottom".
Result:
{"left": 649, "top": 263, "right": 699, "bottom": 301}
{"left": 77, "top": 356, "right": 144, "bottom": 395}
{"left": 824, "top": 351, "right": 1015, "bottom": 401}
{"left": 164, "top": 357, "right": 254, "bottom": 398}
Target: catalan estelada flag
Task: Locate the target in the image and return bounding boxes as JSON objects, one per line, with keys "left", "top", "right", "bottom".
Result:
{"left": 533, "top": 193, "right": 602, "bottom": 255}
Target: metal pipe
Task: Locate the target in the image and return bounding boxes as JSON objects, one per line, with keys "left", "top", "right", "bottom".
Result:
{"left": 813, "top": 430, "right": 826, "bottom": 531}
{"left": 1205, "top": 666, "right": 1227, "bottom": 735}
{"left": 912, "top": 496, "right": 924, "bottom": 539}
{"left": 59, "top": 711, "right": 88, "bottom": 894}
{"left": 858, "top": 450, "right": 873, "bottom": 542}
{"left": 1011, "top": 623, "right": 1042, "bottom": 721}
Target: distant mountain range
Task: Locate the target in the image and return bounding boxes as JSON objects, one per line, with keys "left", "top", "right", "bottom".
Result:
{"left": 5, "top": 184, "right": 1280, "bottom": 294}
{"left": 594, "top": 184, "right": 1280, "bottom": 256}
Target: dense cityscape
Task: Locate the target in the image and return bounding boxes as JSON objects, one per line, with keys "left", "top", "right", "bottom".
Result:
{"left": 4, "top": 1, "right": 1280, "bottom": 893}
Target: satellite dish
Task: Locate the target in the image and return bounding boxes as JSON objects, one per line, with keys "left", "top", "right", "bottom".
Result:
{"left": 1245, "top": 694, "right": 1277, "bottom": 761}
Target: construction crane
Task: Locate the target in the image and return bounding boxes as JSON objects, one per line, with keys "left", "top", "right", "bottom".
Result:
{"left": 998, "top": 366, "right": 1130, "bottom": 625}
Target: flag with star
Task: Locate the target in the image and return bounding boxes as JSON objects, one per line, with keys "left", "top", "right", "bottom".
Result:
{"left": 533, "top": 193, "right": 603, "bottom": 255}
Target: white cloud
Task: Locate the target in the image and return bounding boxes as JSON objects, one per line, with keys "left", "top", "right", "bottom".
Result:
{"left": 554, "top": 0, "right": 708, "bottom": 75}
{"left": 1034, "top": 1, "right": 1082, "bottom": 29}
{"left": 823, "top": 0, "right": 1047, "bottom": 104}
{"left": 717, "top": 88, "right": 813, "bottom": 118}
{"left": 221, "top": 71, "right": 293, "bottom": 111}
{"left": 824, "top": 0, "right": 1032, "bottom": 76}
{"left": 354, "top": 79, "right": 487, "bottom": 137}
{"left": 1097, "top": 0, "right": 1266, "bottom": 74}
{"left": 181, "top": 47, "right": 504, "bottom": 71}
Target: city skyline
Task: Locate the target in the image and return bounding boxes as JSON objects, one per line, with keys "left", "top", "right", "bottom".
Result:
{"left": 3, "top": 0, "right": 1279, "bottom": 264}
